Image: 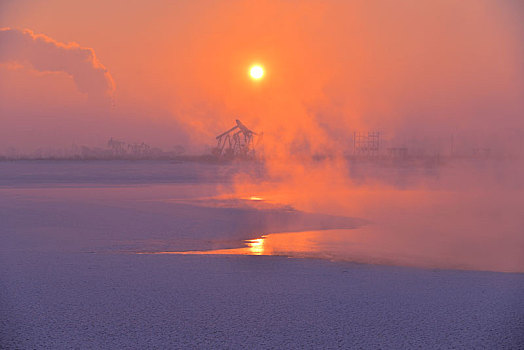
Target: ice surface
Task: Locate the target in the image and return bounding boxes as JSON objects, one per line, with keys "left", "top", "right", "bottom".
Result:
{"left": 2, "top": 252, "right": 523, "bottom": 349}
{"left": 1, "top": 160, "right": 523, "bottom": 348}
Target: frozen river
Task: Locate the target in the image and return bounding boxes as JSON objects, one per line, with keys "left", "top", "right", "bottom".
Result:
{"left": 1, "top": 160, "right": 523, "bottom": 348}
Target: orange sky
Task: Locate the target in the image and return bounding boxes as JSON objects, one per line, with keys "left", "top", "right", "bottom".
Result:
{"left": 1, "top": 0, "right": 523, "bottom": 154}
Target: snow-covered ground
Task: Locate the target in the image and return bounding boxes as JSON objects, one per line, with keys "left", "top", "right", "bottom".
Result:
{"left": 1, "top": 160, "right": 523, "bottom": 348}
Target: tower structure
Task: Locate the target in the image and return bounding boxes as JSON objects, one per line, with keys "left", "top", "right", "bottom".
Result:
{"left": 353, "top": 131, "right": 380, "bottom": 157}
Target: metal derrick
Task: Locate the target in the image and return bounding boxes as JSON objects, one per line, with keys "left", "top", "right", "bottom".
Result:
{"left": 213, "top": 119, "right": 261, "bottom": 159}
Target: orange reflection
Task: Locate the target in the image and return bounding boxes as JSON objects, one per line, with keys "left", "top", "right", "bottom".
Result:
{"left": 149, "top": 230, "right": 329, "bottom": 257}
{"left": 245, "top": 237, "right": 265, "bottom": 255}
{"left": 141, "top": 209, "right": 524, "bottom": 272}
{"left": 151, "top": 235, "right": 271, "bottom": 256}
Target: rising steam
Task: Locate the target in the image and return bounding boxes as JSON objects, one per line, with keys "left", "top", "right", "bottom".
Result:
{"left": 0, "top": 28, "right": 115, "bottom": 103}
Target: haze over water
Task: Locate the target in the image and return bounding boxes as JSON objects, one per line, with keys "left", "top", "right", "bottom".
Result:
{"left": 2, "top": 2, "right": 524, "bottom": 348}
{"left": 1, "top": 0, "right": 523, "bottom": 272}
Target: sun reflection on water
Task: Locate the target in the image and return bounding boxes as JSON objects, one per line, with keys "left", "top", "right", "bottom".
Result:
{"left": 245, "top": 237, "right": 265, "bottom": 255}
{"left": 145, "top": 231, "right": 325, "bottom": 257}
{"left": 145, "top": 235, "right": 270, "bottom": 256}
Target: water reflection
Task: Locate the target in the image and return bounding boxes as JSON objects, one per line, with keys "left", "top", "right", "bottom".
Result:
{"left": 151, "top": 235, "right": 270, "bottom": 256}
{"left": 245, "top": 238, "right": 265, "bottom": 255}
{"left": 145, "top": 225, "right": 524, "bottom": 272}
{"left": 150, "top": 230, "right": 327, "bottom": 257}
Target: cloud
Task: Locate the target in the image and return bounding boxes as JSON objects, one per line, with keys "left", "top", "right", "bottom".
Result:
{"left": 0, "top": 27, "right": 115, "bottom": 103}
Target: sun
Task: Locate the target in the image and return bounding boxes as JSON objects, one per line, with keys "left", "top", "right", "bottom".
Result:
{"left": 249, "top": 65, "right": 264, "bottom": 80}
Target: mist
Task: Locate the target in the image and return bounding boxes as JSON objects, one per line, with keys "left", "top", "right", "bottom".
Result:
{"left": 211, "top": 1, "right": 524, "bottom": 272}
{"left": 2, "top": 1, "right": 523, "bottom": 154}
{"left": 1, "top": 0, "right": 523, "bottom": 271}
{"left": 156, "top": 0, "right": 524, "bottom": 158}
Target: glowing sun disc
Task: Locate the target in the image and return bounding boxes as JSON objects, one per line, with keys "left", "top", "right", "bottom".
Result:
{"left": 250, "top": 65, "right": 264, "bottom": 79}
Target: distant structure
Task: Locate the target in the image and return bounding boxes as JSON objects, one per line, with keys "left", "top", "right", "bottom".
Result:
{"left": 127, "top": 142, "right": 151, "bottom": 156}
{"left": 107, "top": 138, "right": 127, "bottom": 156}
{"left": 106, "top": 138, "right": 162, "bottom": 158}
{"left": 353, "top": 131, "right": 380, "bottom": 156}
{"left": 213, "top": 119, "right": 260, "bottom": 159}
{"left": 386, "top": 147, "right": 408, "bottom": 159}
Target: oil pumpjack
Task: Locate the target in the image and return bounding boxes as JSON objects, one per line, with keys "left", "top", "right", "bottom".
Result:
{"left": 213, "top": 119, "right": 261, "bottom": 159}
